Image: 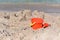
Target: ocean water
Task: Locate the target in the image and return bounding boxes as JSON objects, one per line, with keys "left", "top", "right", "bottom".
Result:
{"left": 0, "top": 4, "right": 60, "bottom": 13}
{"left": 0, "top": 0, "right": 60, "bottom": 3}
{"left": 0, "top": 0, "right": 60, "bottom": 13}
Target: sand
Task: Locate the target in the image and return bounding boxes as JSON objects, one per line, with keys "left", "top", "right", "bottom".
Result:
{"left": 0, "top": 10, "right": 60, "bottom": 40}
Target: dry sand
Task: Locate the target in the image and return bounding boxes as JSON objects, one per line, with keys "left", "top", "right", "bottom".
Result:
{"left": 0, "top": 10, "right": 60, "bottom": 40}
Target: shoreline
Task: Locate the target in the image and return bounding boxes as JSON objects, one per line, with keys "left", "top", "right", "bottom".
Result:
{"left": 0, "top": 3, "right": 60, "bottom": 13}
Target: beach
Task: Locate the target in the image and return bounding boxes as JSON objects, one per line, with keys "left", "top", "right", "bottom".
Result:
{"left": 0, "top": 3, "right": 60, "bottom": 40}
{"left": 0, "top": 9, "right": 60, "bottom": 40}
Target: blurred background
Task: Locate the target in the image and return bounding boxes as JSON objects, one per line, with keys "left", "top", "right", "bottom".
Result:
{"left": 0, "top": 0, "right": 60, "bottom": 3}
{"left": 0, "top": 0, "right": 60, "bottom": 15}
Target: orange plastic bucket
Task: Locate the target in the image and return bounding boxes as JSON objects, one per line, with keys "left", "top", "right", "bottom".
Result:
{"left": 31, "top": 18, "right": 44, "bottom": 24}
{"left": 43, "top": 23, "right": 49, "bottom": 28}
{"left": 32, "top": 23, "right": 43, "bottom": 30}
{"left": 31, "top": 18, "right": 44, "bottom": 30}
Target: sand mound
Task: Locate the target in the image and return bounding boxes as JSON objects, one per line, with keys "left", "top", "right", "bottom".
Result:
{"left": 0, "top": 10, "right": 60, "bottom": 40}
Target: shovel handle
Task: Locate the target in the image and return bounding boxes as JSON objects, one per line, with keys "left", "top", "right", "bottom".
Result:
{"left": 30, "top": 22, "right": 36, "bottom": 27}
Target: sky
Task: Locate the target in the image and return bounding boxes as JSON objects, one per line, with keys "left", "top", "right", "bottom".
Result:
{"left": 0, "top": 0, "right": 60, "bottom": 3}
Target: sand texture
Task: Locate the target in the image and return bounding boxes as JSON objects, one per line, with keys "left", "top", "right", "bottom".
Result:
{"left": 0, "top": 10, "right": 60, "bottom": 40}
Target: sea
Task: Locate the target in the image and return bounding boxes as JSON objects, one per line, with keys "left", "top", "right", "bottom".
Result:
{"left": 0, "top": 0, "right": 60, "bottom": 16}
{"left": 0, "top": 0, "right": 60, "bottom": 3}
